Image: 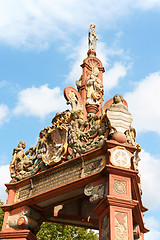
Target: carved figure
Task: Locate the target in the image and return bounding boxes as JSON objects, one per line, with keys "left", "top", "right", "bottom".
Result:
{"left": 125, "top": 126, "right": 141, "bottom": 170}
{"left": 64, "top": 86, "right": 83, "bottom": 112}
{"left": 67, "top": 111, "right": 107, "bottom": 159}
{"left": 106, "top": 94, "right": 133, "bottom": 137}
{"left": 10, "top": 141, "right": 38, "bottom": 181}
{"left": 36, "top": 129, "right": 47, "bottom": 159}
{"left": 24, "top": 147, "right": 37, "bottom": 170}
{"left": 109, "top": 94, "right": 128, "bottom": 110}
{"left": 84, "top": 183, "right": 105, "bottom": 204}
{"left": 35, "top": 129, "right": 48, "bottom": 171}
{"left": 115, "top": 212, "right": 128, "bottom": 240}
{"left": 89, "top": 24, "right": 98, "bottom": 51}
{"left": 10, "top": 141, "right": 27, "bottom": 181}
{"left": 86, "top": 67, "right": 103, "bottom": 106}
{"left": 125, "top": 126, "right": 136, "bottom": 146}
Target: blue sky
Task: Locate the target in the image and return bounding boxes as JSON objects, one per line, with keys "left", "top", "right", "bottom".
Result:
{"left": 0, "top": 1, "right": 160, "bottom": 239}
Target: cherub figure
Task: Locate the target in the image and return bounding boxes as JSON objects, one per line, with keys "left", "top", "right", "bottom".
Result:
{"left": 10, "top": 141, "right": 27, "bottom": 181}
{"left": 24, "top": 146, "right": 37, "bottom": 170}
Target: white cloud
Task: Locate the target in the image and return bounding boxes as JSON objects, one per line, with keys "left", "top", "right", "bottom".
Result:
{"left": 66, "top": 37, "right": 88, "bottom": 84}
{"left": 124, "top": 72, "right": 160, "bottom": 134}
{"left": 138, "top": 150, "right": 160, "bottom": 239}
{"left": 0, "top": 80, "right": 7, "bottom": 88}
{"left": 139, "top": 150, "right": 160, "bottom": 210}
{"left": 0, "top": 0, "right": 160, "bottom": 49}
{"left": 0, "top": 104, "right": 9, "bottom": 126}
{"left": 144, "top": 216, "right": 160, "bottom": 240}
{"left": 0, "top": 155, "right": 8, "bottom": 165}
{"left": 132, "top": 0, "right": 160, "bottom": 10}
{"left": 0, "top": 165, "right": 10, "bottom": 203}
{"left": 13, "top": 84, "right": 67, "bottom": 119}
{"left": 103, "top": 62, "right": 127, "bottom": 92}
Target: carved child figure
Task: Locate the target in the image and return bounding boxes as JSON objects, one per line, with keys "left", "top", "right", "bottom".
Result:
{"left": 10, "top": 141, "right": 27, "bottom": 181}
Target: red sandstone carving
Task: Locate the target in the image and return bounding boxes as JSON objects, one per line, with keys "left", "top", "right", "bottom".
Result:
{"left": 0, "top": 25, "right": 149, "bottom": 240}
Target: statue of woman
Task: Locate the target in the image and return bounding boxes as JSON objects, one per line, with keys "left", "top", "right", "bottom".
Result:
{"left": 89, "top": 24, "right": 98, "bottom": 51}
{"left": 86, "top": 67, "right": 103, "bottom": 105}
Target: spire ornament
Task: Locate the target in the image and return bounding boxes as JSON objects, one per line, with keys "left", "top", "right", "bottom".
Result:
{"left": 88, "top": 24, "right": 98, "bottom": 56}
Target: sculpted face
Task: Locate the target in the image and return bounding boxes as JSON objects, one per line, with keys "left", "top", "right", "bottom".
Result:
{"left": 90, "top": 24, "right": 95, "bottom": 30}
{"left": 18, "top": 141, "right": 26, "bottom": 149}
{"left": 113, "top": 94, "right": 123, "bottom": 104}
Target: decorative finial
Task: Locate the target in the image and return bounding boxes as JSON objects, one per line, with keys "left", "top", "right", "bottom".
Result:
{"left": 88, "top": 24, "right": 98, "bottom": 56}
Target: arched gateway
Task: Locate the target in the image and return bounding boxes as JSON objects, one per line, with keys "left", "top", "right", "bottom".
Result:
{"left": 0, "top": 25, "right": 149, "bottom": 240}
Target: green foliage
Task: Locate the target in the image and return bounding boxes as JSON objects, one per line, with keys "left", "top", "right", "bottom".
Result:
{"left": 0, "top": 200, "right": 4, "bottom": 231}
{"left": 36, "top": 222, "right": 99, "bottom": 240}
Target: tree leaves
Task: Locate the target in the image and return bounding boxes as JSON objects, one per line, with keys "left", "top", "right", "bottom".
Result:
{"left": 36, "top": 222, "right": 98, "bottom": 240}
{"left": 0, "top": 200, "right": 4, "bottom": 231}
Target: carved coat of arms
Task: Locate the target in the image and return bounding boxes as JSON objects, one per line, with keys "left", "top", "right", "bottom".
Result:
{"left": 42, "top": 126, "right": 68, "bottom": 166}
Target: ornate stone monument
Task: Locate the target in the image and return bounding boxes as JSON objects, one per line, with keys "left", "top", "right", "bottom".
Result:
{"left": 0, "top": 25, "right": 149, "bottom": 240}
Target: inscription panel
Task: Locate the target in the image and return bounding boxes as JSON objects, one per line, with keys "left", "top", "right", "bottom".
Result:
{"left": 31, "top": 158, "right": 82, "bottom": 196}
{"left": 14, "top": 184, "right": 31, "bottom": 202}
{"left": 14, "top": 155, "right": 106, "bottom": 202}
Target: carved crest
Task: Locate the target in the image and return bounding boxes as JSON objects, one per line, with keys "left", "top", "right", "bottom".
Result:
{"left": 64, "top": 86, "right": 83, "bottom": 111}
{"left": 105, "top": 94, "right": 133, "bottom": 133}
{"left": 42, "top": 126, "right": 68, "bottom": 166}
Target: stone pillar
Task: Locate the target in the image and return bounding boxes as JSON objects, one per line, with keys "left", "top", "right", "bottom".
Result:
{"left": 94, "top": 196, "right": 136, "bottom": 240}
{"left": 94, "top": 171, "right": 137, "bottom": 240}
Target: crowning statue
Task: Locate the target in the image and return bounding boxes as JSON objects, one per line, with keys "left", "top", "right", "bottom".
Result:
{"left": 88, "top": 24, "right": 98, "bottom": 51}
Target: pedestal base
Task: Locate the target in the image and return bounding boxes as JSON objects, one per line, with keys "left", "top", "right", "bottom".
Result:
{"left": 0, "top": 230, "right": 36, "bottom": 240}
{"left": 86, "top": 104, "right": 99, "bottom": 114}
